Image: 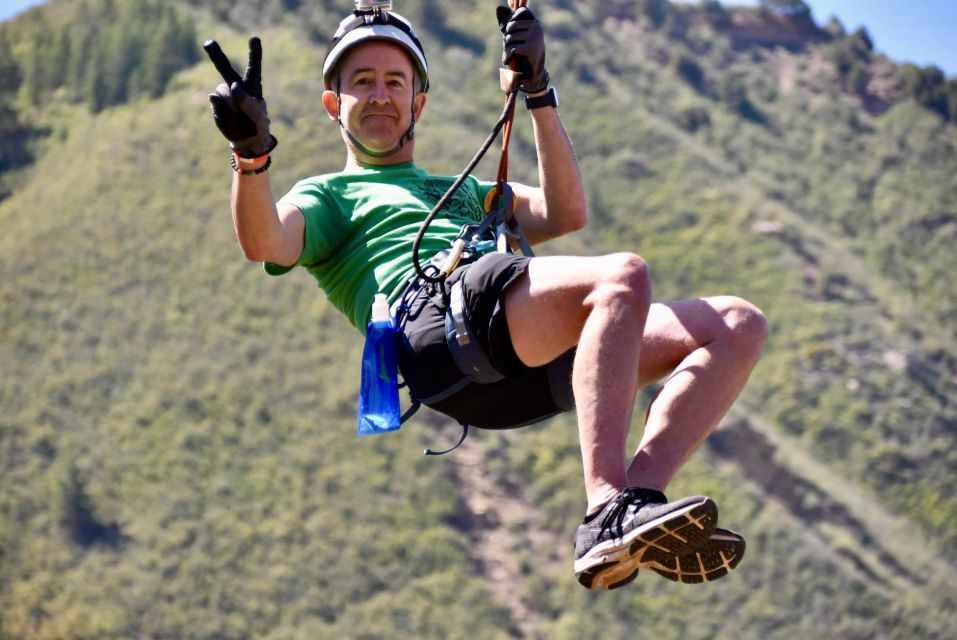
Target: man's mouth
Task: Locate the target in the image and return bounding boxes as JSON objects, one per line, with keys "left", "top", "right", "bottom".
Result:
{"left": 363, "top": 110, "right": 396, "bottom": 120}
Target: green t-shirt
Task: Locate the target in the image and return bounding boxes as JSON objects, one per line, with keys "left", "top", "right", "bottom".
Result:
{"left": 266, "top": 162, "right": 496, "bottom": 332}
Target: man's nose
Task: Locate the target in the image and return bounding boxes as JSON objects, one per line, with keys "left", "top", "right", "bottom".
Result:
{"left": 369, "top": 80, "right": 390, "bottom": 103}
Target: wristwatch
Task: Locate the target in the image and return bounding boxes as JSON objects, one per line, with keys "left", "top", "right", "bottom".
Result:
{"left": 525, "top": 87, "right": 559, "bottom": 111}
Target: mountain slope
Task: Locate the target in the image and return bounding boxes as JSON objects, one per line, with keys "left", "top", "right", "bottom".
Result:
{"left": 1, "top": 1, "right": 955, "bottom": 638}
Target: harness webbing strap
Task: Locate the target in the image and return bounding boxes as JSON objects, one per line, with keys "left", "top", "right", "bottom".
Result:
{"left": 424, "top": 424, "right": 469, "bottom": 456}
{"left": 445, "top": 281, "right": 505, "bottom": 385}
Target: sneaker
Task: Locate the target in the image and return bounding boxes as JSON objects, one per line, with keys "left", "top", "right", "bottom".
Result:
{"left": 649, "top": 527, "right": 746, "bottom": 584}
{"left": 573, "top": 487, "right": 718, "bottom": 590}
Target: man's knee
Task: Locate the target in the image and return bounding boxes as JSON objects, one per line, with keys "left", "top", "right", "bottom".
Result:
{"left": 595, "top": 252, "right": 652, "bottom": 311}
{"left": 718, "top": 296, "right": 769, "bottom": 354}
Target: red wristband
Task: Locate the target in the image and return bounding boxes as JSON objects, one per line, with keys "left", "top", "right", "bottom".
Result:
{"left": 233, "top": 151, "right": 271, "bottom": 164}
{"left": 229, "top": 153, "right": 271, "bottom": 175}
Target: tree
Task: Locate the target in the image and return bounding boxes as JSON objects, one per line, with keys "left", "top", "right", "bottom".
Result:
{"left": 719, "top": 74, "right": 764, "bottom": 123}
{"left": 899, "top": 64, "right": 953, "bottom": 122}
{"left": 675, "top": 54, "right": 706, "bottom": 93}
{"left": 638, "top": 0, "right": 671, "bottom": 28}
{"left": 2, "top": 0, "right": 198, "bottom": 111}
{"left": 0, "top": 33, "right": 20, "bottom": 94}
{"left": 851, "top": 27, "right": 873, "bottom": 52}
{"left": 700, "top": 0, "right": 730, "bottom": 27}
{"left": 846, "top": 61, "right": 868, "bottom": 97}
{"left": 824, "top": 28, "right": 874, "bottom": 80}
{"left": 55, "top": 463, "right": 124, "bottom": 547}
{"left": 823, "top": 16, "right": 845, "bottom": 39}
{"left": 946, "top": 79, "right": 957, "bottom": 124}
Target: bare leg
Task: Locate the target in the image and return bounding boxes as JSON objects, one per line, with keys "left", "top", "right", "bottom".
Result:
{"left": 504, "top": 253, "right": 652, "bottom": 513}
{"left": 506, "top": 255, "right": 768, "bottom": 512}
{"left": 627, "top": 297, "right": 769, "bottom": 490}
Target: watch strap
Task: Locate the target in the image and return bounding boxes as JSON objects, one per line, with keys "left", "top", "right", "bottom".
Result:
{"left": 525, "top": 87, "right": 558, "bottom": 111}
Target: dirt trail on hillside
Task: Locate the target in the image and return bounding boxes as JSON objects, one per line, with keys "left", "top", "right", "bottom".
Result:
{"left": 450, "top": 433, "right": 566, "bottom": 639}
{"left": 713, "top": 413, "right": 957, "bottom": 596}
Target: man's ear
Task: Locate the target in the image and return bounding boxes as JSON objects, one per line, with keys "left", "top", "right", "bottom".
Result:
{"left": 322, "top": 90, "right": 339, "bottom": 121}
{"left": 412, "top": 92, "right": 427, "bottom": 120}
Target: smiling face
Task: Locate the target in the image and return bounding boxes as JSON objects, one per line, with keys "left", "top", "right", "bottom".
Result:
{"left": 322, "top": 40, "right": 427, "bottom": 166}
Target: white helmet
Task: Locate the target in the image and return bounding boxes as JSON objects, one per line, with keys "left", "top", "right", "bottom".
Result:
{"left": 322, "top": 7, "right": 429, "bottom": 92}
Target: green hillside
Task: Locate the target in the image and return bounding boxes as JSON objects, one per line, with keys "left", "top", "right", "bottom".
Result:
{"left": 2, "top": 0, "right": 955, "bottom": 638}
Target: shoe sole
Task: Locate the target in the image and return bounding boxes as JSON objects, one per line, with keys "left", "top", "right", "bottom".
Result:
{"left": 594, "top": 527, "right": 746, "bottom": 591}
{"left": 650, "top": 528, "right": 746, "bottom": 584}
{"left": 574, "top": 497, "right": 718, "bottom": 590}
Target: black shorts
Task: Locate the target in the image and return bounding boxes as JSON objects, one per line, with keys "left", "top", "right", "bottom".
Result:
{"left": 397, "top": 253, "right": 575, "bottom": 429}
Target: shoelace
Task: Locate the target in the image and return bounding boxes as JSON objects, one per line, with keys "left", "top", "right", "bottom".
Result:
{"left": 596, "top": 488, "right": 667, "bottom": 541}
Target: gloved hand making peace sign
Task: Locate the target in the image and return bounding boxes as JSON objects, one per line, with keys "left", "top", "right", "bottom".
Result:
{"left": 203, "top": 36, "right": 278, "bottom": 158}
{"left": 496, "top": 5, "right": 550, "bottom": 94}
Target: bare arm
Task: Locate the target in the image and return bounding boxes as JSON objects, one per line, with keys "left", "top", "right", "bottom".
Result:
{"left": 511, "top": 97, "right": 588, "bottom": 245}
{"left": 497, "top": 8, "right": 587, "bottom": 245}
{"left": 203, "top": 38, "right": 304, "bottom": 266}
{"left": 230, "top": 163, "right": 304, "bottom": 266}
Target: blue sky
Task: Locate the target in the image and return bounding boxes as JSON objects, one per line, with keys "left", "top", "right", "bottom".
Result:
{"left": 0, "top": 0, "right": 45, "bottom": 22}
{"left": 1, "top": 0, "right": 955, "bottom": 76}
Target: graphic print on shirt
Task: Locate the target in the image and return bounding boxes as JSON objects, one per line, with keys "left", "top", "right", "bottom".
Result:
{"left": 413, "top": 177, "right": 486, "bottom": 223}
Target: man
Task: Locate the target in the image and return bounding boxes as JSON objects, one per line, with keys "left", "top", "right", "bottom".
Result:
{"left": 204, "top": 2, "right": 768, "bottom": 590}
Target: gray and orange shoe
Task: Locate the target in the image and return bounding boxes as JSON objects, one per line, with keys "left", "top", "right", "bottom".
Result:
{"left": 573, "top": 487, "right": 718, "bottom": 590}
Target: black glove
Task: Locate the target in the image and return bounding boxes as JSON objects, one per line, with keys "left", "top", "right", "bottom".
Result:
{"left": 496, "top": 5, "right": 549, "bottom": 94}
{"left": 204, "top": 36, "right": 278, "bottom": 158}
